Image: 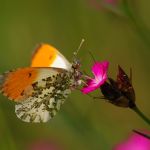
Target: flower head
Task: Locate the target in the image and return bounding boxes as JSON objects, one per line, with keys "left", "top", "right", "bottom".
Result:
{"left": 113, "top": 131, "right": 150, "bottom": 150}
{"left": 81, "top": 61, "right": 109, "bottom": 94}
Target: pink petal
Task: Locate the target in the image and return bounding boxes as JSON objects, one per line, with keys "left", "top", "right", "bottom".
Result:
{"left": 81, "top": 61, "right": 109, "bottom": 94}
{"left": 81, "top": 79, "right": 97, "bottom": 94}
{"left": 114, "top": 132, "right": 150, "bottom": 150}
{"left": 92, "top": 61, "right": 109, "bottom": 80}
{"left": 81, "top": 78, "right": 107, "bottom": 94}
{"left": 81, "top": 85, "right": 97, "bottom": 94}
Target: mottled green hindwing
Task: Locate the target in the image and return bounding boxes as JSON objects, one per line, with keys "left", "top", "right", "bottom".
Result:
{"left": 15, "top": 71, "right": 71, "bottom": 123}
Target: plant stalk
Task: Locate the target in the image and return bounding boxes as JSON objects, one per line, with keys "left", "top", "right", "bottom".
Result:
{"left": 132, "top": 106, "right": 150, "bottom": 126}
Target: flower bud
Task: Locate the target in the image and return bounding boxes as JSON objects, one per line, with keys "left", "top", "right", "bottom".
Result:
{"left": 100, "top": 66, "right": 136, "bottom": 108}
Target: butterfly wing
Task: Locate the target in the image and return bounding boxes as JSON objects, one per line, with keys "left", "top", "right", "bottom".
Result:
{"left": 0, "top": 67, "right": 71, "bottom": 122}
{"left": 31, "top": 44, "right": 71, "bottom": 70}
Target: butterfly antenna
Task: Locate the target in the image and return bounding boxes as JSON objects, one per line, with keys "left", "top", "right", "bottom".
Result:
{"left": 73, "top": 39, "right": 85, "bottom": 59}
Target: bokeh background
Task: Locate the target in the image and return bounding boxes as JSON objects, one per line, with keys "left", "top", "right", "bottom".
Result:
{"left": 0, "top": 0, "right": 150, "bottom": 149}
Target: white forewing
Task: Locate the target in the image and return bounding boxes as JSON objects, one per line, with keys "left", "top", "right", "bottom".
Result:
{"left": 50, "top": 51, "right": 71, "bottom": 70}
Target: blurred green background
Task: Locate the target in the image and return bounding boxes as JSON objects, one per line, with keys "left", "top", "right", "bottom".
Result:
{"left": 0, "top": 0, "right": 150, "bottom": 149}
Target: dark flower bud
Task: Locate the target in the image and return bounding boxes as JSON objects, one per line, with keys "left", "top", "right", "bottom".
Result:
{"left": 117, "top": 66, "right": 135, "bottom": 103}
{"left": 100, "top": 66, "right": 136, "bottom": 108}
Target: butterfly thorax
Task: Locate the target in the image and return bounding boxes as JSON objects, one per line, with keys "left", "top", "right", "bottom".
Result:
{"left": 68, "top": 60, "right": 82, "bottom": 89}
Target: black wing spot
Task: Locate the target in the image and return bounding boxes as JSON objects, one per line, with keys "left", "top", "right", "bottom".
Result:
{"left": 21, "top": 90, "right": 24, "bottom": 96}
{"left": 28, "top": 73, "right": 32, "bottom": 78}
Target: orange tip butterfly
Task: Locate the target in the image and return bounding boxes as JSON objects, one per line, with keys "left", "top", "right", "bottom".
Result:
{"left": 0, "top": 41, "right": 84, "bottom": 123}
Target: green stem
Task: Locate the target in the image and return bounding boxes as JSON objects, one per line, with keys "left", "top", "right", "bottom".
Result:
{"left": 122, "top": 0, "right": 150, "bottom": 49}
{"left": 133, "top": 130, "right": 150, "bottom": 139}
{"left": 132, "top": 106, "right": 150, "bottom": 126}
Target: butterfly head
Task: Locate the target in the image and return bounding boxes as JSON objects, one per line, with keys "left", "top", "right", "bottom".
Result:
{"left": 69, "top": 39, "right": 85, "bottom": 86}
{"left": 72, "top": 58, "right": 81, "bottom": 69}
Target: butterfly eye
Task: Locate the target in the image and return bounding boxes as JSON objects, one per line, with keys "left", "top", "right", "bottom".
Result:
{"left": 75, "top": 59, "right": 81, "bottom": 66}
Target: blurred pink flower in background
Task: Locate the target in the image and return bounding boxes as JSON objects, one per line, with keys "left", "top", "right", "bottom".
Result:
{"left": 88, "top": 0, "right": 118, "bottom": 10}
{"left": 88, "top": 0, "right": 123, "bottom": 16}
{"left": 104, "top": 0, "right": 117, "bottom": 5}
{"left": 81, "top": 61, "right": 109, "bottom": 94}
{"left": 113, "top": 131, "right": 150, "bottom": 150}
{"left": 28, "top": 139, "right": 63, "bottom": 150}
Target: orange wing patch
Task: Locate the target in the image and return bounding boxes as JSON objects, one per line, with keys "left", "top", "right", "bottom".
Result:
{"left": 31, "top": 44, "right": 57, "bottom": 67}
{"left": 1, "top": 68, "right": 38, "bottom": 101}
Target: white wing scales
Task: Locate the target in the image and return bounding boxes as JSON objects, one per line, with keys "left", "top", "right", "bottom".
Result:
{"left": 51, "top": 51, "right": 71, "bottom": 70}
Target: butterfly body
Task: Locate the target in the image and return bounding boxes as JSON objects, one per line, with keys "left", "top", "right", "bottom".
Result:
{"left": 0, "top": 44, "right": 82, "bottom": 123}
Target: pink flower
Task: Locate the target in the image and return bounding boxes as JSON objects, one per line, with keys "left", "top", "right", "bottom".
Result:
{"left": 81, "top": 61, "right": 109, "bottom": 94}
{"left": 113, "top": 131, "right": 150, "bottom": 150}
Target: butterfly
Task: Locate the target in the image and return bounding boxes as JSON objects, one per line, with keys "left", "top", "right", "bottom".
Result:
{"left": 0, "top": 43, "right": 83, "bottom": 123}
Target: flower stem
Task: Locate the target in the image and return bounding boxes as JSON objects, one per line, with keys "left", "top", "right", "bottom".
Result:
{"left": 132, "top": 106, "right": 150, "bottom": 126}
{"left": 122, "top": 0, "right": 150, "bottom": 49}
{"left": 133, "top": 129, "right": 150, "bottom": 139}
